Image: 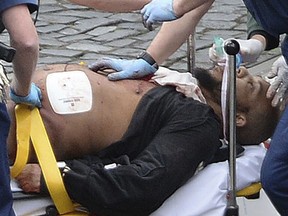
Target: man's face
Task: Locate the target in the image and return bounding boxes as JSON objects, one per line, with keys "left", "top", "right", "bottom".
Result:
{"left": 235, "top": 66, "right": 272, "bottom": 113}
{"left": 195, "top": 65, "right": 280, "bottom": 144}
{"left": 195, "top": 65, "right": 274, "bottom": 114}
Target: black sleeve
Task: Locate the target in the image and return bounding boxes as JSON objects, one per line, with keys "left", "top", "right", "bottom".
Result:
{"left": 64, "top": 121, "right": 220, "bottom": 216}
{"left": 247, "top": 11, "right": 279, "bottom": 50}
{"left": 62, "top": 88, "right": 221, "bottom": 216}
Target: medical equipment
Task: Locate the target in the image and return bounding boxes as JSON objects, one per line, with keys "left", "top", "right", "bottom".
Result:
{"left": 223, "top": 39, "right": 240, "bottom": 216}
{"left": 0, "top": 43, "right": 13, "bottom": 103}
{"left": 187, "top": 33, "right": 196, "bottom": 75}
{"left": 0, "top": 42, "right": 15, "bottom": 62}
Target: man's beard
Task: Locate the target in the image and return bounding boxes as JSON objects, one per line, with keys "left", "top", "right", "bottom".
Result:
{"left": 193, "top": 67, "right": 220, "bottom": 92}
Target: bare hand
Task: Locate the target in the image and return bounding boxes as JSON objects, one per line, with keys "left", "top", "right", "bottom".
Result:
{"left": 15, "top": 163, "right": 42, "bottom": 193}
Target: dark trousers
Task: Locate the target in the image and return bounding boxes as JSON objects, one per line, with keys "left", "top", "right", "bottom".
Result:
{"left": 242, "top": 0, "right": 288, "bottom": 64}
{"left": 0, "top": 103, "right": 15, "bottom": 216}
{"left": 261, "top": 106, "right": 288, "bottom": 215}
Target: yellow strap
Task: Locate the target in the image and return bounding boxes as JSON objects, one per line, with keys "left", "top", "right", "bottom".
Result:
{"left": 11, "top": 104, "right": 89, "bottom": 215}
{"left": 10, "top": 105, "right": 31, "bottom": 178}
{"left": 237, "top": 182, "right": 262, "bottom": 197}
{"left": 30, "top": 107, "right": 75, "bottom": 214}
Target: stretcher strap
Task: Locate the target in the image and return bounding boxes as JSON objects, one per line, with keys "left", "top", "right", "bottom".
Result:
{"left": 10, "top": 105, "right": 31, "bottom": 177}
{"left": 237, "top": 182, "right": 262, "bottom": 197}
{"left": 11, "top": 104, "right": 88, "bottom": 215}
{"left": 30, "top": 106, "right": 75, "bottom": 214}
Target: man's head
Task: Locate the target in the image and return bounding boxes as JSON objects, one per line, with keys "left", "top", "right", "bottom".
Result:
{"left": 194, "top": 66, "right": 281, "bottom": 145}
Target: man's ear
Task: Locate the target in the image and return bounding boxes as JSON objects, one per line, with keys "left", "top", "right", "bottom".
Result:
{"left": 236, "top": 113, "right": 247, "bottom": 127}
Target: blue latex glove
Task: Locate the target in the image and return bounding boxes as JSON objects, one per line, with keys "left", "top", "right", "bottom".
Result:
{"left": 141, "top": 0, "right": 178, "bottom": 31}
{"left": 10, "top": 82, "right": 42, "bottom": 107}
{"left": 266, "top": 56, "right": 288, "bottom": 107}
{"left": 88, "top": 57, "right": 157, "bottom": 80}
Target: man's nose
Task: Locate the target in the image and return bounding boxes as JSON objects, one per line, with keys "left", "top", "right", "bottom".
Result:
{"left": 236, "top": 67, "right": 249, "bottom": 78}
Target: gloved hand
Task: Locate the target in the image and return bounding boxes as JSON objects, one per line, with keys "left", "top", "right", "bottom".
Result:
{"left": 266, "top": 56, "right": 288, "bottom": 107}
{"left": 10, "top": 82, "right": 42, "bottom": 107}
{"left": 209, "top": 38, "right": 265, "bottom": 64}
{"left": 141, "top": 0, "right": 178, "bottom": 31}
{"left": 89, "top": 57, "right": 157, "bottom": 80}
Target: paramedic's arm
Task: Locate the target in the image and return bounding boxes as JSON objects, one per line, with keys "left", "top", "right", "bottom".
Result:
{"left": 89, "top": 1, "right": 212, "bottom": 80}
{"left": 141, "top": 0, "right": 214, "bottom": 30}
{"left": 209, "top": 11, "right": 279, "bottom": 64}
{"left": 245, "top": 12, "right": 288, "bottom": 108}
{"left": 68, "top": 0, "right": 149, "bottom": 12}
{"left": 2, "top": 5, "right": 42, "bottom": 107}
{"left": 247, "top": 14, "right": 288, "bottom": 107}
{"left": 246, "top": 12, "right": 279, "bottom": 51}
{"left": 246, "top": 13, "right": 288, "bottom": 108}
{"left": 146, "top": 2, "right": 212, "bottom": 64}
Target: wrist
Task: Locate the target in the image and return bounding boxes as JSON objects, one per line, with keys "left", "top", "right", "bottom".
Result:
{"left": 137, "top": 51, "right": 159, "bottom": 69}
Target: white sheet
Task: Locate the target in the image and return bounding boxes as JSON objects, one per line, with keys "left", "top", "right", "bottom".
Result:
{"left": 151, "top": 144, "right": 266, "bottom": 216}
{"left": 12, "top": 144, "right": 266, "bottom": 216}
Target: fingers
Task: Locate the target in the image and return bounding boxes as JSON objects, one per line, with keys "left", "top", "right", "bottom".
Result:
{"left": 267, "top": 59, "right": 280, "bottom": 79}
{"left": 271, "top": 89, "right": 283, "bottom": 107}
{"left": 209, "top": 44, "right": 222, "bottom": 63}
{"left": 88, "top": 58, "right": 112, "bottom": 72}
{"left": 141, "top": 7, "right": 154, "bottom": 31}
{"left": 33, "top": 83, "right": 42, "bottom": 100}
{"left": 266, "top": 77, "right": 283, "bottom": 100}
{"left": 267, "top": 76, "right": 288, "bottom": 107}
{"left": 31, "top": 83, "right": 42, "bottom": 107}
{"left": 270, "top": 83, "right": 288, "bottom": 107}
{"left": 266, "top": 56, "right": 288, "bottom": 106}
{"left": 9, "top": 83, "right": 42, "bottom": 107}
{"left": 141, "top": 14, "right": 153, "bottom": 31}
{"left": 140, "top": 0, "right": 178, "bottom": 31}
{"left": 15, "top": 164, "right": 41, "bottom": 193}
{"left": 107, "top": 71, "right": 131, "bottom": 81}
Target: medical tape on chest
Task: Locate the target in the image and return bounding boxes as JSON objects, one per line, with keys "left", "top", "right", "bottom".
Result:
{"left": 46, "top": 71, "right": 92, "bottom": 114}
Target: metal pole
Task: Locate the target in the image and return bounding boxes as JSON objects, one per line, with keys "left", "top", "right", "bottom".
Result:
{"left": 224, "top": 39, "right": 240, "bottom": 216}
{"left": 187, "top": 33, "right": 195, "bottom": 76}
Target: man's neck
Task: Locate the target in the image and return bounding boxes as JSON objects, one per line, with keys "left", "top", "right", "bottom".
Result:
{"left": 200, "top": 88, "right": 223, "bottom": 123}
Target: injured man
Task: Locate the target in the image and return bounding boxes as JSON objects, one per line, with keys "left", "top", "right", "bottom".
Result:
{"left": 6, "top": 64, "right": 281, "bottom": 216}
